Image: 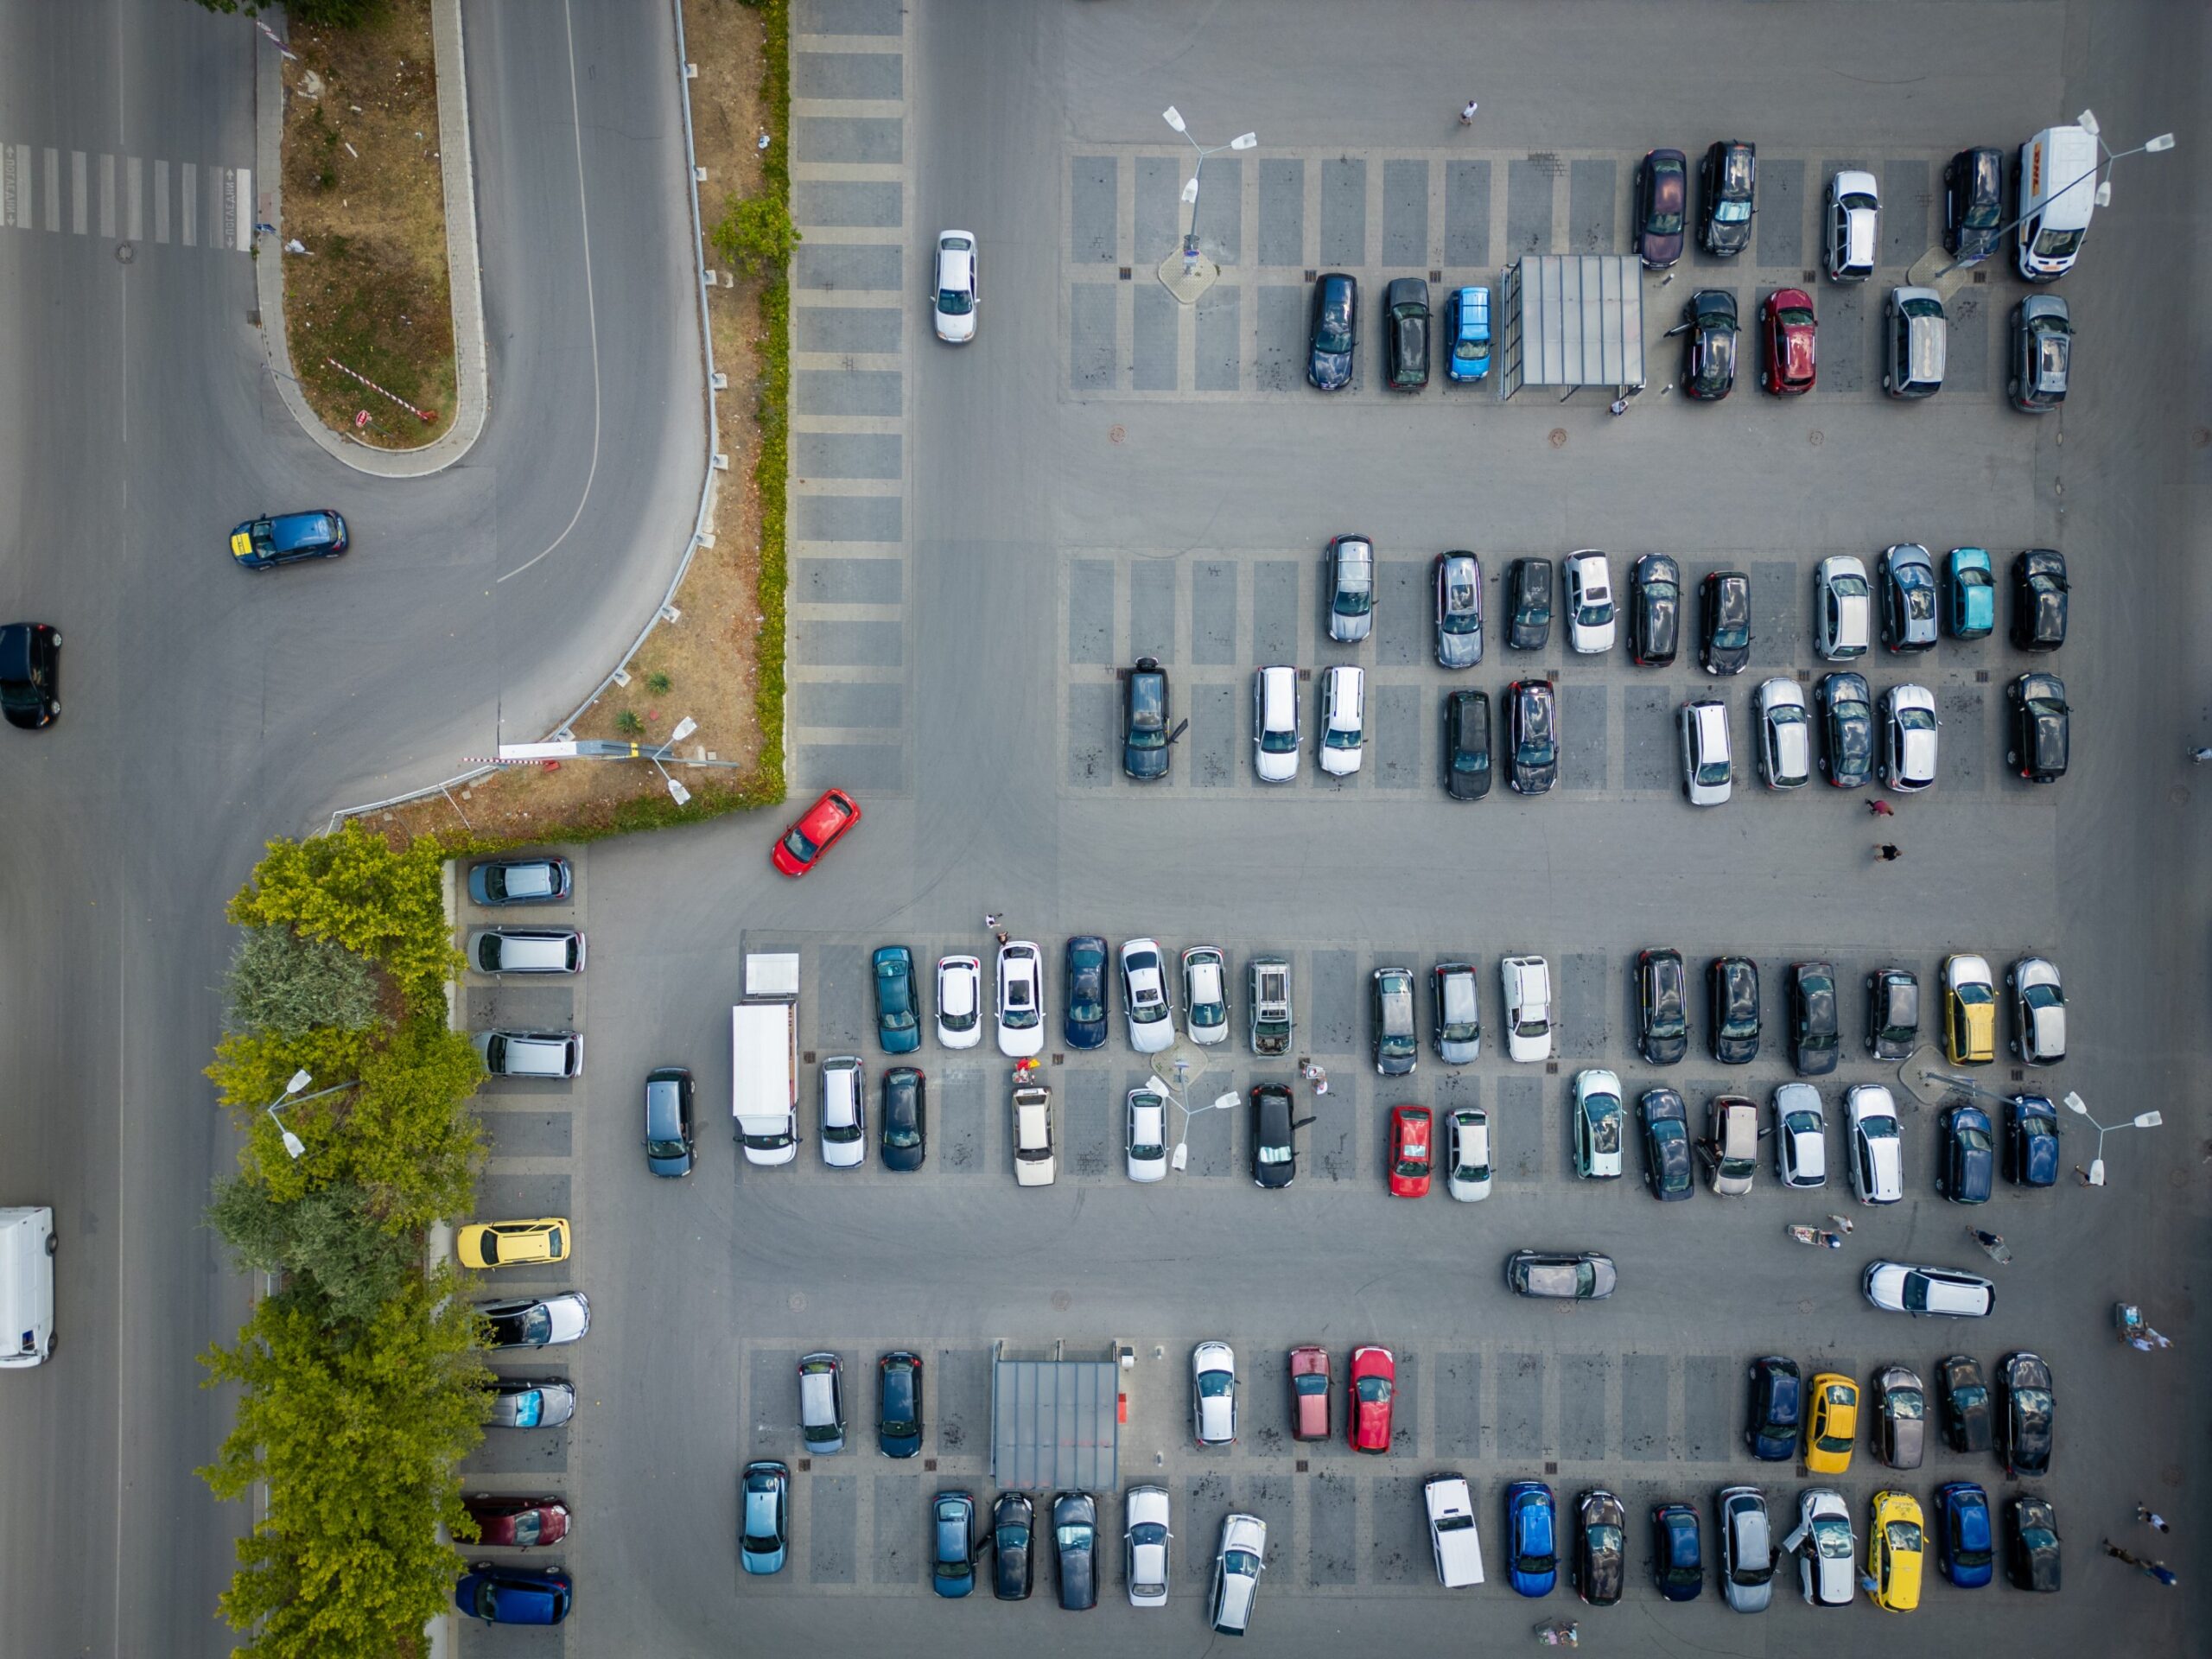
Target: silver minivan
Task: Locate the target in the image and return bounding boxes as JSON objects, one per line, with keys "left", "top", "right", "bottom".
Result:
{"left": 475, "top": 1029, "right": 584, "bottom": 1078}
{"left": 1882, "top": 287, "right": 1947, "bottom": 398}
{"left": 470, "top": 928, "right": 585, "bottom": 974}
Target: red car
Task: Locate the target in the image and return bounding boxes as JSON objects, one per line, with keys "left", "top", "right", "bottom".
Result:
{"left": 1762, "top": 287, "right": 1817, "bottom": 395}
{"left": 1388, "top": 1105, "right": 1433, "bottom": 1198}
{"left": 1288, "top": 1344, "right": 1331, "bottom": 1441}
{"left": 1348, "top": 1345, "right": 1395, "bottom": 1454}
{"left": 462, "top": 1493, "right": 570, "bottom": 1548}
{"left": 771, "top": 787, "right": 861, "bottom": 876}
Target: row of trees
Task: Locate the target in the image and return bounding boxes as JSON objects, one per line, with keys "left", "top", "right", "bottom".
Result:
{"left": 201, "top": 825, "right": 493, "bottom": 1658}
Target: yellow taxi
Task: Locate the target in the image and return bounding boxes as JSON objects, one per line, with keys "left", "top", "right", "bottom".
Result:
{"left": 458, "top": 1217, "right": 570, "bottom": 1270}
{"left": 1803, "top": 1372, "right": 1859, "bottom": 1474}
{"left": 1867, "top": 1489, "right": 1925, "bottom": 1611}
{"left": 1943, "top": 953, "right": 1997, "bottom": 1065}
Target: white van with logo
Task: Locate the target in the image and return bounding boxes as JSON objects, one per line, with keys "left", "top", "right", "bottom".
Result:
{"left": 0, "top": 1207, "right": 56, "bottom": 1367}
{"left": 2016, "top": 126, "right": 2098, "bottom": 283}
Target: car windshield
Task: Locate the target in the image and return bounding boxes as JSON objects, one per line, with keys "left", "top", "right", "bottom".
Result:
{"left": 1584, "top": 1100, "right": 1621, "bottom": 1152}
{"left": 995, "top": 1525, "right": 1027, "bottom": 1553}
{"left": 1813, "top": 1516, "right": 1852, "bottom": 1557}
{"left": 1198, "top": 1371, "right": 1234, "bottom": 1399}
{"left": 1778, "top": 303, "right": 1815, "bottom": 329}
{"left": 1224, "top": 1549, "right": 1259, "bottom": 1578}
{"left": 1954, "top": 981, "right": 1993, "bottom": 1007}
{"left": 1696, "top": 752, "right": 1730, "bottom": 787}
{"left": 1888, "top": 1388, "right": 1924, "bottom": 1419}
{"left": 1770, "top": 704, "right": 1805, "bottom": 730}
{"left": 1261, "top": 724, "right": 1298, "bottom": 753}
{"left": 1292, "top": 1372, "right": 1326, "bottom": 1396}
{"left": 885, "top": 1122, "right": 920, "bottom": 1148}
{"left": 781, "top": 825, "right": 820, "bottom": 862}
{"left": 1056, "top": 1526, "right": 1091, "bottom": 1552}
{"left": 1333, "top": 572, "right": 1372, "bottom": 614}
{"left": 514, "top": 1306, "right": 550, "bottom": 1344}
{"left": 1453, "top": 338, "right": 1484, "bottom": 361}
{"left": 1256, "top": 1143, "right": 1291, "bottom": 1165}
{"left": 1355, "top": 1376, "right": 1391, "bottom": 1404}
{"left": 1832, "top": 572, "right": 1868, "bottom": 598}
{"left": 1325, "top": 721, "right": 1360, "bottom": 749}
{"left": 1884, "top": 1520, "right": 1923, "bottom": 1554}
{"left": 1859, "top": 1113, "right": 1897, "bottom": 1141}
{"left": 938, "top": 286, "right": 972, "bottom": 315}
{"left": 1835, "top": 706, "right": 1872, "bottom": 762}
{"left": 2032, "top": 226, "right": 2084, "bottom": 260}
{"left": 1898, "top": 706, "right": 1936, "bottom": 734}
{"left": 2015, "top": 1388, "right": 2053, "bottom": 1431}
{"left": 1715, "top": 198, "right": 1751, "bottom": 223}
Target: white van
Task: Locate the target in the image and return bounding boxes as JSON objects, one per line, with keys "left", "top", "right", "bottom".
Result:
{"left": 2016, "top": 126, "right": 2098, "bottom": 283}
{"left": 0, "top": 1207, "right": 56, "bottom": 1368}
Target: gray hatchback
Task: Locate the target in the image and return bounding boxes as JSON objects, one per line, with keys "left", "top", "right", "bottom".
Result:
{"left": 2008, "top": 295, "right": 2071, "bottom": 413}
{"left": 1327, "top": 535, "right": 1375, "bottom": 643}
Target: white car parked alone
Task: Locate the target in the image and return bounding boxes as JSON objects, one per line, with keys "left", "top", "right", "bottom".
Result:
{"left": 1126, "top": 1089, "right": 1169, "bottom": 1183}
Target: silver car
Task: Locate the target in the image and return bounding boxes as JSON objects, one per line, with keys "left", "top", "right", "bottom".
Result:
{"left": 1326, "top": 535, "right": 1374, "bottom": 643}
{"left": 798, "top": 1352, "right": 846, "bottom": 1453}
{"left": 1434, "top": 551, "right": 1484, "bottom": 668}
{"left": 1879, "top": 683, "right": 1939, "bottom": 791}
{"left": 1757, "top": 678, "right": 1811, "bottom": 788}
{"left": 1772, "top": 1082, "right": 1827, "bottom": 1189}
{"left": 1192, "top": 1342, "right": 1237, "bottom": 1446}
{"left": 1124, "top": 1485, "right": 1173, "bottom": 1608}
{"left": 1209, "top": 1512, "right": 1267, "bottom": 1635}
{"left": 1120, "top": 938, "right": 1176, "bottom": 1055}
{"left": 489, "top": 1377, "right": 576, "bottom": 1429}
{"left": 2008, "top": 956, "right": 2067, "bottom": 1065}
{"left": 1793, "top": 1487, "right": 1855, "bottom": 1605}
{"left": 1717, "top": 1485, "right": 1774, "bottom": 1613}
{"left": 1182, "top": 946, "right": 1230, "bottom": 1047}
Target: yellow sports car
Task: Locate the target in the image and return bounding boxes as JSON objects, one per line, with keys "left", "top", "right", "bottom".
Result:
{"left": 1868, "top": 1489, "right": 1925, "bottom": 1611}
{"left": 1803, "top": 1372, "right": 1859, "bottom": 1475}
{"left": 458, "top": 1217, "right": 570, "bottom": 1270}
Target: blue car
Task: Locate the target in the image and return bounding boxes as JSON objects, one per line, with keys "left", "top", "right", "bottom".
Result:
{"left": 455, "top": 1563, "right": 572, "bottom": 1625}
{"left": 1936, "top": 1481, "right": 1995, "bottom": 1587}
{"left": 1947, "top": 546, "right": 1996, "bottom": 639}
{"left": 230, "top": 509, "right": 349, "bottom": 570}
{"left": 872, "top": 945, "right": 921, "bottom": 1054}
{"left": 931, "top": 1490, "right": 977, "bottom": 1598}
{"left": 1064, "top": 936, "right": 1109, "bottom": 1050}
{"left": 1505, "top": 1479, "right": 1558, "bottom": 1597}
{"left": 740, "top": 1460, "right": 790, "bottom": 1574}
{"left": 1650, "top": 1502, "right": 1703, "bottom": 1601}
{"left": 1939, "top": 1103, "right": 1996, "bottom": 1204}
{"left": 1446, "top": 285, "right": 1491, "bottom": 383}
{"left": 2007, "top": 1093, "right": 2061, "bottom": 1186}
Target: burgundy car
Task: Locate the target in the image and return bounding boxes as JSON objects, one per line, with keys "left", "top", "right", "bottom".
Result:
{"left": 463, "top": 1494, "right": 571, "bottom": 1549}
{"left": 1288, "top": 1344, "right": 1331, "bottom": 1441}
{"left": 1637, "top": 149, "right": 1688, "bottom": 269}
{"left": 1762, "top": 288, "right": 1817, "bottom": 394}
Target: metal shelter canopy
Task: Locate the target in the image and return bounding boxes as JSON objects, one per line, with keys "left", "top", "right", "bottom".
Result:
{"left": 1497, "top": 254, "right": 1646, "bottom": 398}
{"left": 991, "top": 1357, "right": 1120, "bottom": 1491}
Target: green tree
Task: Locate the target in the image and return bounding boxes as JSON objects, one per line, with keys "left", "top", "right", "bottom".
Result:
{"left": 190, "top": 0, "right": 386, "bottom": 23}
{"left": 200, "top": 1272, "right": 490, "bottom": 1659}
{"left": 229, "top": 824, "right": 457, "bottom": 1005}
{"left": 224, "top": 925, "right": 381, "bottom": 1039}
{"left": 206, "top": 1179, "right": 417, "bottom": 1325}
{"left": 711, "top": 192, "right": 800, "bottom": 281}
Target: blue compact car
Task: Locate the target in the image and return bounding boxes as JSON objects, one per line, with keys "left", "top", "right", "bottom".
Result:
{"left": 1948, "top": 546, "right": 1996, "bottom": 639}
{"left": 931, "top": 1491, "right": 977, "bottom": 1598}
{"left": 873, "top": 945, "right": 921, "bottom": 1054}
{"left": 1446, "top": 285, "right": 1491, "bottom": 382}
{"left": 455, "top": 1564, "right": 573, "bottom": 1624}
{"left": 740, "top": 1461, "right": 791, "bottom": 1575}
{"left": 231, "top": 509, "right": 349, "bottom": 569}
{"left": 1505, "top": 1479, "right": 1558, "bottom": 1597}
{"left": 1936, "top": 1481, "right": 1995, "bottom": 1588}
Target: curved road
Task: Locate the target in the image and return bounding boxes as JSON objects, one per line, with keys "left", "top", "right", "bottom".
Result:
{"left": 0, "top": 1, "right": 706, "bottom": 1651}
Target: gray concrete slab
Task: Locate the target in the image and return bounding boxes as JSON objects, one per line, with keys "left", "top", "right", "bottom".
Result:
{"left": 1129, "top": 560, "right": 1176, "bottom": 661}
{"left": 1258, "top": 158, "right": 1305, "bottom": 268}
{"left": 793, "top": 179, "right": 903, "bottom": 227}
{"left": 1506, "top": 158, "right": 1554, "bottom": 257}
{"left": 1372, "top": 683, "right": 1421, "bottom": 789}
{"left": 1134, "top": 155, "right": 1179, "bottom": 269}
{"left": 1192, "top": 561, "right": 1238, "bottom": 665}
{"left": 1195, "top": 284, "right": 1241, "bottom": 391}
{"left": 1255, "top": 283, "right": 1308, "bottom": 391}
{"left": 796, "top": 556, "right": 903, "bottom": 603}
{"left": 794, "top": 368, "right": 903, "bottom": 416}
{"left": 795, "top": 117, "right": 903, "bottom": 166}
{"left": 1947, "top": 285, "right": 1995, "bottom": 392}
{"left": 482, "top": 1110, "right": 572, "bottom": 1160}
{"left": 809, "top": 1475, "right": 857, "bottom": 1582}
{"left": 799, "top": 0, "right": 902, "bottom": 32}
{"left": 1198, "top": 156, "right": 1242, "bottom": 264}
{"left": 1319, "top": 158, "right": 1367, "bottom": 267}
{"left": 1071, "top": 156, "right": 1117, "bottom": 263}
{"left": 794, "top": 494, "right": 900, "bottom": 543}
{"left": 1382, "top": 158, "right": 1427, "bottom": 266}
{"left": 796, "top": 52, "right": 903, "bottom": 101}
{"left": 795, "top": 742, "right": 904, "bottom": 793}
{"left": 1069, "top": 282, "right": 1117, "bottom": 391}
{"left": 1559, "top": 681, "right": 1608, "bottom": 789}
{"left": 1569, "top": 158, "right": 1618, "bottom": 255}
{"left": 1192, "top": 682, "right": 1236, "bottom": 787}
{"left": 1132, "top": 283, "right": 1179, "bottom": 391}
{"left": 1068, "top": 559, "right": 1116, "bottom": 664}
{"left": 1883, "top": 158, "right": 1931, "bottom": 266}
{"left": 796, "top": 305, "right": 903, "bottom": 353}
{"left": 1758, "top": 157, "right": 1808, "bottom": 270}
{"left": 796, "top": 619, "right": 903, "bottom": 668}
{"left": 796, "top": 682, "right": 904, "bottom": 730}
{"left": 1444, "top": 160, "right": 1491, "bottom": 267}
{"left": 796, "top": 432, "right": 901, "bottom": 480}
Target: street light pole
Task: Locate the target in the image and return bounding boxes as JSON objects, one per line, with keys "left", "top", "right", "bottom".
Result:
{"left": 2061, "top": 1090, "right": 2163, "bottom": 1186}
{"left": 259, "top": 1073, "right": 361, "bottom": 1161}
{"left": 1157, "top": 107, "right": 1255, "bottom": 303}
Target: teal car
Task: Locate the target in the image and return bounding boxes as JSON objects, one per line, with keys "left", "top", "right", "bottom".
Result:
{"left": 1446, "top": 286, "right": 1491, "bottom": 382}
{"left": 1947, "top": 547, "right": 1995, "bottom": 639}
{"left": 873, "top": 945, "right": 921, "bottom": 1054}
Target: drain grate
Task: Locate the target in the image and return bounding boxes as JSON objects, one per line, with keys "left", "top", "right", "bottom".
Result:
{"left": 1525, "top": 151, "right": 1567, "bottom": 178}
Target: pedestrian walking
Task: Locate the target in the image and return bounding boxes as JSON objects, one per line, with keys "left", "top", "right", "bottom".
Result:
{"left": 983, "top": 912, "right": 1000, "bottom": 928}
{"left": 995, "top": 931, "right": 1009, "bottom": 948}
{"left": 1867, "top": 798, "right": 1895, "bottom": 817}
{"left": 2137, "top": 1506, "right": 2171, "bottom": 1534}
{"left": 1971, "top": 1227, "right": 2012, "bottom": 1264}
{"left": 2074, "top": 1164, "right": 2095, "bottom": 1185}
{"left": 1820, "top": 1231, "right": 1843, "bottom": 1249}
{"left": 1607, "top": 397, "right": 1628, "bottom": 416}
{"left": 1875, "top": 843, "right": 1903, "bottom": 861}
{"left": 1459, "top": 100, "right": 1479, "bottom": 124}
{"left": 1826, "top": 1213, "right": 1854, "bottom": 1235}
{"left": 2190, "top": 746, "right": 2212, "bottom": 762}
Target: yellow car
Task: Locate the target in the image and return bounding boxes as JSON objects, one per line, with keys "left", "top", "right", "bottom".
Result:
{"left": 1867, "top": 1489, "right": 1925, "bottom": 1611}
{"left": 1943, "top": 953, "right": 1997, "bottom": 1065}
{"left": 458, "top": 1217, "right": 570, "bottom": 1270}
{"left": 1803, "top": 1372, "right": 1859, "bottom": 1474}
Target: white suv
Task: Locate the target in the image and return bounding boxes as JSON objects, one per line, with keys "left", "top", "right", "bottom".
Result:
{"left": 1501, "top": 956, "right": 1553, "bottom": 1062}
{"left": 1826, "top": 171, "right": 1878, "bottom": 282}
{"left": 1253, "top": 664, "right": 1300, "bottom": 783}
{"left": 1564, "top": 551, "right": 1617, "bottom": 653}
{"left": 1318, "top": 665, "right": 1365, "bottom": 777}
{"left": 1815, "top": 556, "right": 1872, "bottom": 658}
{"left": 1847, "top": 1084, "right": 1904, "bottom": 1204}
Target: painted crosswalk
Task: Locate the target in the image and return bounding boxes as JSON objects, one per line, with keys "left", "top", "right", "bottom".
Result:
{"left": 1, "top": 140, "right": 251, "bottom": 251}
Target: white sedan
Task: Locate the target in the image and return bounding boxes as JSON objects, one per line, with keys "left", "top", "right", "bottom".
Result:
{"left": 1120, "top": 938, "right": 1176, "bottom": 1054}
{"left": 1192, "top": 1341, "right": 1237, "bottom": 1446}
{"left": 1792, "top": 1487, "right": 1856, "bottom": 1606}
{"left": 1757, "top": 677, "right": 1811, "bottom": 788}
{"left": 1124, "top": 1484, "right": 1173, "bottom": 1607}
{"left": 1564, "top": 550, "right": 1618, "bottom": 653}
{"left": 1182, "top": 946, "right": 1230, "bottom": 1046}
{"left": 932, "top": 230, "right": 976, "bottom": 343}
{"left": 935, "top": 955, "right": 982, "bottom": 1049}
{"left": 1880, "top": 683, "right": 1939, "bottom": 791}
{"left": 995, "top": 940, "right": 1045, "bottom": 1058}
{"left": 1446, "top": 1107, "right": 1491, "bottom": 1201}
{"left": 1501, "top": 955, "right": 1553, "bottom": 1062}
{"left": 1126, "top": 1088, "right": 1169, "bottom": 1183}
{"left": 2008, "top": 956, "right": 2066, "bottom": 1065}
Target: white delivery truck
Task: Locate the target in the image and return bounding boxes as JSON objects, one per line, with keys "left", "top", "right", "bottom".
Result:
{"left": 0, "top": 1206, "right": 56, "bottom": 1368}
{"left": 1424, "top": 1474, "right": 1484, "bottom": 1586}
{"left": 2016, "top": 125, "right": 2098, "bottom": 282}
{"left": 732, "top": 953, "right": 800, "bottom": 1166}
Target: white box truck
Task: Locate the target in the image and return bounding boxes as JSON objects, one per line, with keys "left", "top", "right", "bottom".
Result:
{"left": 2016, "top": 125, "right": 2098, "bottom": 282}
{"left": 0, "top": 1207, "right": 56, "bottom": 1368}
{"left": 733, "top": 953, "right": 800, "bottom": 1166}
{"left": 1424, "top": 1473, "right": 1484, "bottom": 1586}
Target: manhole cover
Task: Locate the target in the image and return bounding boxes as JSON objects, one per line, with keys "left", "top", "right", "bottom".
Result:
{"left": 115, "top": 242, "right": 136, "bottom": 264}
{"left": 1109, "top": 424, "right": 1125, "bottom": 444}
{"left": 1050, "top": 1289, "right": 1071, "bottom": 1311}
{"left": 1548, "top": 428, "right": 1567, "bottom": 448}
{"left": 1808, "top": 429, "right": 1823, "bottom": 446}
{"left": 2171, "top": 785, "right": 2190, "bottom": 805}
{"left": 787, "top": 1291, "right": 805, "bottom": 1311}
{"left": 1797, "top": 1299, "right": 1815, "bottom": 1314}
{"left": 2171, "top": 1166, "right": 2193, "bottom": 1189}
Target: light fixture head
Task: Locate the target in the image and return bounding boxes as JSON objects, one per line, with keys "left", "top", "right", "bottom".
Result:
{"left": 1180, "top": 176, "right": 1199, "bottom": 204}
{"left": 666, "top": 777, "right": 692, "bottom": 807}
{"left": 2146, "top": 132, "right": 2177, "bottom": 153}
{"left": 1161, "top": 106, "right": 1185, "bottom": 134}
{"left": 2075, "top": 108, "right": 2100, "bottom": 137}
{"left": 2063, "top": 1090, "right": 2089, "bottom": 1116}
{"left": 2094, "top": 181, "right": 2113, "bottom": 207}
{"left": 2134, "top": 1109, "right": 2165, "bottom": 1128}
{"left": 1230, "top": 132, "right": 1257, "bottom": 150}
{"left": 286, "top": 1069, "right": 314, "bottom": 1096}
{"left": 279, "top": 1129, "right": 307, "bottom": 1160}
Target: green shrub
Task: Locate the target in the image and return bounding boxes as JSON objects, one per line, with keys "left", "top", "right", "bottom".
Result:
{"left": 229, "top": 823, "right": 456, "bottom": 1005}
{"left": 191, "top": 0, "right": 387, "bottom": 22}
{"left": 645, "top": 670, "right": 671, "bottom": 695}
{"left": 710, "top": 192, "right": 800, "bottom": 280}
{"left": 614, "top": 709, "right": 644, "bottom": 736}
{"left": 224, "top": 925, "right": 381, "bottom": 1039}
{"left": 207, "top": 1179, "right": 416, "bottom": 1325}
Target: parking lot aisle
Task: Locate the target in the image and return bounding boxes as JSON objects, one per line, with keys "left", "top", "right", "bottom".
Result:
{"left": 790, "top": 0, "right": 912, "bottom": 800}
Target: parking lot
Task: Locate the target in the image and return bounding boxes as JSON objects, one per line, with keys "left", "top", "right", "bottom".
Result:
{"left": 455, "top": 0, "right": 2209, "bottom": 1652}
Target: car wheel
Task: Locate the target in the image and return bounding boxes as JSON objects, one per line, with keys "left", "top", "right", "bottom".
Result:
{"left": 48, "top": 630, "right": 60, "bottom": 648}
{"left": 1881, "top": 374, "right": 1892, "bottom": 391}
{"left": 2006, "top": 751, "right": 2018, "bottom": 766}
{"left": 2007, "top": 378, "right": 2018, "bottom": 397}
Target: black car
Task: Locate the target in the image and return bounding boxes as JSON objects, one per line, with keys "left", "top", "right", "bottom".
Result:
{"left": 880, "top": 1066, "right": 926, "bottom": 1172}
{"left": 1937, "top": 1353, "right": 1993, "bottom": 1453}
{"left": 1681, "top": 289, "right": 1738, "bottom": 400}
{"left": 2007, "top": 671, "right": 2070, "bottom": 785}
{"left": 1788, "top": 962, "right": 1839, "bottom": 1077}
{"left": 2006, "top": 1495, "right": 2062, "bottom": 1592}
{"left": 1630, "top": 554, "right": 1681, "bottom": 667}
{"left": 1252, "top": 1084, "right": 1296, "bottom": 1189}
{"left": 1065, "top": 936, "right": 1109, "bottom": 1049}
{"left": 0, "top": 621, "right": 60, "bottom": 730}
{"left": 1444, "top": 688, "right": 1492, "bottom": 800}
{"left": 1707, "top": 957, "right": 1760, "bottom": 1065}
{"left": 1637, "top": 948, "right": 1688, "bottom": 1065}
{"left": 1699, "top": 140, "right": 1757, "bottom": 255}
{"left": 1638, "top": 1086, "right": 1694, "bottom": 1202}
{"left": 643, "top": 1065, "right": 696, "bottom": 1177}
{"left": 1383, "top": 276, "right": 1430, "bottom": 391}
{"left": 1944, "top": 146, "right": 2005, "bottom": 261}
{"left": 1637, "top": 149, "right": 1688, "bottom": 269}
{"left": 1816, "top": 671, "right": 1874, "bottom": 789}
{"left": 1574, "top": 1489, "right": 1626, "bottom": 1606}
{"left": 1506, "top": 557, "right": 1554, "bottom": 650}
{"left": 1745, "top": 1356, "right": 1802, "bottom": 1460}
{"left": 1307, "top": 272, "right": 1357, "bottom": 391}
{"left": 1865, "top": 966, "right": 1920, "bottom": 1058}
{"left": 1051, "top": 1491, "right": 1098, "bottom": 1611}
{"left": 1999, "top": 1351, "right": 2053, "bottom": 1478}
{"left": 1699, "top": 570, "right": 1751, "bottom": 675}
{"left": 2006, "top": 1093, "right": 2062, "bottom": 1187}
{"left": 991, "top": 1492, "right": 1035, "bottom": 1601}
{"left": 878, "top": 1351, "right": 925, "bottom": 1458}
{"left": 1650, "top": 1503, "right": 1703, "bottom": 1603}
{"left": 2010, "top": 549, "right": 2068, "bottom": 651}
{"left": 1507, "top": 680, "right": 1557, "bottom": 795}
{"left": 1938, "top": 1104, "right": 1996, "bottom": 1205}
{"left": 1122, "top": 657, "right": 1172, "bottom": 779}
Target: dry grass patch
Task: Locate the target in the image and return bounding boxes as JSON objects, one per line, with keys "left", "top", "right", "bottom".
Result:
{"left": 280, "top": 0, "right": 457, "bottom": 447}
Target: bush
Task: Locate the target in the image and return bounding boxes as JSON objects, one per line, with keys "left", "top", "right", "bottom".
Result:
{"left": 207, "top": 1179, "right": 416, "bottom": 1325}
{"left": 711, "top": 192, "right": 799, "bottom": 281}
{"left": 229, "top": 823, "right": 456, "bottom": 1005}
{"left": 225, "top": 925, "right": 381, "bottom": 1039}
{"left": 191, "top": 0, "right": 386, "bottom": 22}
{"left": 614, "top": 709, "right": 644, "bottom": 736}
{"left": 645, "top": 670, "right": 671, "bottom": 695}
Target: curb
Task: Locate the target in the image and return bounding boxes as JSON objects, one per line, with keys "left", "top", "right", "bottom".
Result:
{"left": 251, "top": 0, "right": 489, "bottom": 478}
